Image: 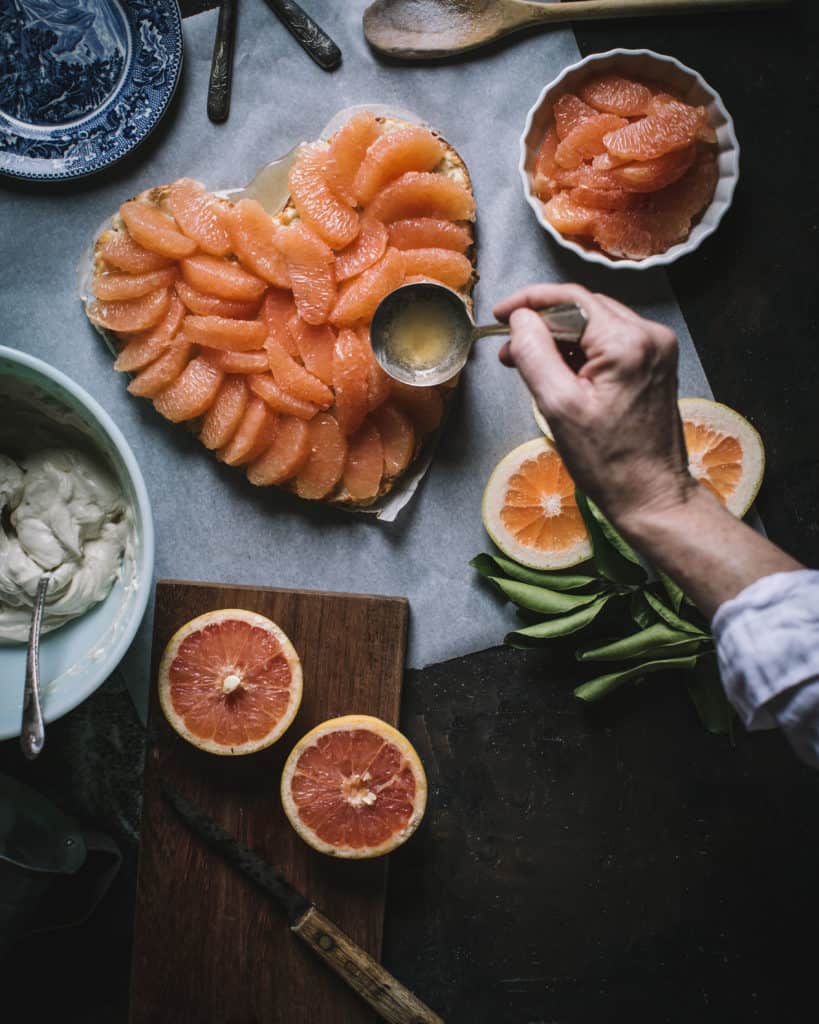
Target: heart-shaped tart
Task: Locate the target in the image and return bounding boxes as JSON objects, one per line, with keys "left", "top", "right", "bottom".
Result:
{"left": 85, "top": 111, "right": 476, "bottom": 506}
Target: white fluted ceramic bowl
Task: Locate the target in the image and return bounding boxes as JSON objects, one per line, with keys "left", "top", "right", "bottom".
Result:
{"left": 519, "top": 49, "right": 740, "bottom": 270}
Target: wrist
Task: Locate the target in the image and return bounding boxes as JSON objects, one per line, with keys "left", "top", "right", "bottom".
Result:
{"left": 609, "top": 472, "right": 704, "bottom": 544}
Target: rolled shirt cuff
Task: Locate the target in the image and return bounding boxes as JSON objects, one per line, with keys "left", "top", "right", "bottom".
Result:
{"left": 712, "top": 569, "right": 819, "bottom": 733}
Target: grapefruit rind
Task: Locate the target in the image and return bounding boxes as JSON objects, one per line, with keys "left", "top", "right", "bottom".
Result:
{"left": 481, "top": 437, "right": 592, "bottom": 570}
{"left": 531, "top": 398, "right": 553, "bottom": 440}
{"left": 678, "top": 397, "right": 764, "bottom": 518}
{"left": 158, "top": 608, "right": 303, "bottom": 756}
{"left": 280, "top": 714, "right": 428, "bottom": 859}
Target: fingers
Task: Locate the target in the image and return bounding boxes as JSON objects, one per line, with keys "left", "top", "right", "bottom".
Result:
{"left": 503, "top": 308, "right": 581, "bottom": 411}
{"left": 493, "top": 282, "right": 603, "bottom": 323}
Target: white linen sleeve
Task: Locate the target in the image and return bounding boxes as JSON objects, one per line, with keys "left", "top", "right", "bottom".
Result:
{"left": 711, "top": 570, "right": 819, "bottom": 768}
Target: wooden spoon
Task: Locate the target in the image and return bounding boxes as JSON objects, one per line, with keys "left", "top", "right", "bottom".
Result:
{"left": 363, "top": 0, "right": 789, "bottom": 60}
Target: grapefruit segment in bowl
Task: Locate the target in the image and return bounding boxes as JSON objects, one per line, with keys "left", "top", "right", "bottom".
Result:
{"left": 158, "top": 609, "right": 303, "bottom": 756}
{"left": 280, "top": 714, "right": 427, "bottom": 858}
{"left": 555, "top": 113, "right": 628, "bottom": 170}
{"left": 553, "top": 93, "right": 598, "bottom": 140}
{"left": 482, "top": 437, "right": 591, "bottom": 570}
{"left": 579, "top": 75, "right": 653, "bottom": 117}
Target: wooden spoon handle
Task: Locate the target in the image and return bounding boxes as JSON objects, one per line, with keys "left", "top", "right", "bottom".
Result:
{"left": 292, "top": 906, "right": 444, "bottom": 1023}
{"left": 510, "top": 0, "right": 789, "bottom": 28}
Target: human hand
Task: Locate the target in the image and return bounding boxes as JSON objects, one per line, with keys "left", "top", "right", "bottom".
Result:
{"left": 494, "top": 283, "right": 698, "bottom": 531}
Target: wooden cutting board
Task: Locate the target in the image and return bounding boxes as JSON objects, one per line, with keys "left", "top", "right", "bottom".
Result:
{"left": 130, "top": 579, "right": 409, "bottom": 1024}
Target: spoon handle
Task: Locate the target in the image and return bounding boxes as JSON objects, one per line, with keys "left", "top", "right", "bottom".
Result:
{"left": 473, "top": 303, "right": 588, "bottom": 345}
{"left": 21, "top": 575, "right": 50, "bottom": 761}
{"left": 261, "top": 0, "right": 342, "bottom": 70}
{"left": 207, "top": 0, "right": 238, "bottom": 124}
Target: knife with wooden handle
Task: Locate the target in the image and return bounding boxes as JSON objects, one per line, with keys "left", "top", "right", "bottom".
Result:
{"left": 162, "top": 784, "right": 443, "bottom": 1024}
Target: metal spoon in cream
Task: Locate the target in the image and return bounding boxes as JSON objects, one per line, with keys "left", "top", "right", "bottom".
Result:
{"left": 0, "top": 448, "right": 129, "bottom": 644}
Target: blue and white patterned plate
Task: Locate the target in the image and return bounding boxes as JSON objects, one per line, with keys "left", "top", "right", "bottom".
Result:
{"left": 0, "top": 0, "right": 183, "bottom": 182}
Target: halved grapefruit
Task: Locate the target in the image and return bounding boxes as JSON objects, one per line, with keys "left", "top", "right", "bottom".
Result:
{"left": 678, "top": 397, "right": 764, "bottom": 516}
{"left": 528, "top": 397, "right": 764, "bottom": 519}
{"left": 158, "top": 609, "right": 303, "bottom": 756}
{"left": 482, "top": 437, "right": 591, "bottom": 570}
{"left": 280, "top": 714, "right": 427, "bottom": 859}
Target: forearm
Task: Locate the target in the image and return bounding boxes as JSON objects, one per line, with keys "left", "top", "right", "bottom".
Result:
{"left": 613, "top": 485, "right": 803, "bottom": 619}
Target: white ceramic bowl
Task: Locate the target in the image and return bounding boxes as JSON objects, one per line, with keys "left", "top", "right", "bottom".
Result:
{"left": 519, "top": 49, "right": 740, "bottom": 270}
{"left": 0, "top": 347, "right": 154, "bottom": 740}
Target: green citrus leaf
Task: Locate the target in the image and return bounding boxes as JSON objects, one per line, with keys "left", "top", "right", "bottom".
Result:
{"left": 657, "top": 570, "right": 685, "bottom": 613}
{"left": 687, "top": 654, "right": 735, "bottom": 737}
{"left": 574, "top": 654, "right": 699, "bottom": 702}
{"left": 488, "top": 577, "right": 602, "bottom": 616}
{"left": 575, "top": 490, "right": 646, "bottom": 585}
{"left": 505, "top": 595, "right": 611, "bottom": 646}
{"left": 630, "top": 591, "right": 657, "bottom": 629}
{"left": 576, "top": 623, "right": 709, "bottom": 663}
{"left": 643, "top": 590, "right": 708, "bottom": 637}
{"left": 470, "top": 554, "right": 598, "bottom": 591}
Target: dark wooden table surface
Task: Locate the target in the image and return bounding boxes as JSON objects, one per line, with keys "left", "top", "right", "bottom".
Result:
{"left": 2, "top": 2, "right": 818, "bottom": 1022}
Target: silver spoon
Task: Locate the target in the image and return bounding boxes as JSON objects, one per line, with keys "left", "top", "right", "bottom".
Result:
{"left": 370, "top": 282, "right": 588, "bottom": 387}
{"left": 21, "top": 574, "right": 50, "bottom": 760}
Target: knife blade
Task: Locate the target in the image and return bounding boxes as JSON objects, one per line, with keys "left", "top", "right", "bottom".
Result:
{"left": 161, "top": 784, "right": 444, "bottom": 1024}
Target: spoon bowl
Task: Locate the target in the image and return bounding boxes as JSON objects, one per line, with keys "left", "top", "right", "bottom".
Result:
{"left": 371, "top": 282, "right": 588, "bottom": 387}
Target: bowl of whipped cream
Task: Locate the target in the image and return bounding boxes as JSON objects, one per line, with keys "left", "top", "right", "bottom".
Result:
{"left": 0, "top": 347, "right": 154, "bottom": 740}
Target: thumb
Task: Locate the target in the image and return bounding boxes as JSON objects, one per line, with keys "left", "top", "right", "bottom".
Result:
{"left": 506, "top": 308, "right": 580, "bottom": 411}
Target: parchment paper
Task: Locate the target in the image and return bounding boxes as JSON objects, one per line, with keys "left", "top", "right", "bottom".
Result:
{"left": 0, "top": 2, "right": 712, "bottom": 722}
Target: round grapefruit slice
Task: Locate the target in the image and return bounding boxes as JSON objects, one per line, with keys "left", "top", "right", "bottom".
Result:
{"left": 679, "top": 398, "right": 764, "bottom": 517}
{"left": 158, "top": 609, "right": 303, "bottom": 756}
{"left": 482, "top": 437, "right": 591, "bottom": 570}
{"left": 281, "top": 714, "right": 427, "bottom": 858}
